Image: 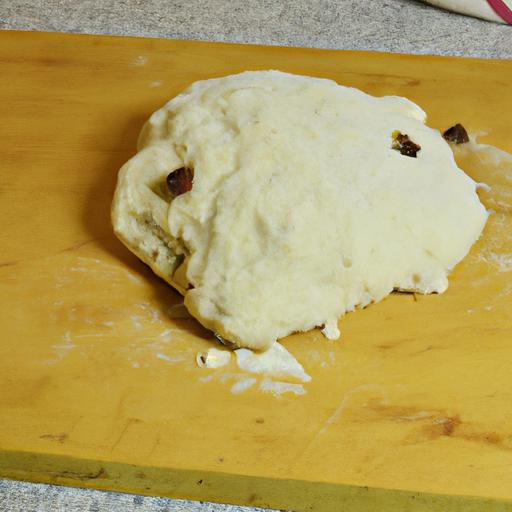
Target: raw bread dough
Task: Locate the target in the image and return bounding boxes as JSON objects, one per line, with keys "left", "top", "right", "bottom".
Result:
{"left": 112, "top": 71, "right": 488, "bottom": 351}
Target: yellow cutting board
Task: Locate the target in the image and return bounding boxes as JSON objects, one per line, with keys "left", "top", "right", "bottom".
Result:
{"left": 1, "top": 30, "right": 512, "bottom": 511}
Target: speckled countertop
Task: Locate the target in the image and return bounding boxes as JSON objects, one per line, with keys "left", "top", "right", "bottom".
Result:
{"left": 1, "top": 0, "right": 511, "bottom": 58}
{"left": 0, "top": 1, "right": 510, "bottom": 511}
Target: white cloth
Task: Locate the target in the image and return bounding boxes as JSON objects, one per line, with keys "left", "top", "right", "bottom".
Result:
{"left": 424, "top": 0, "right": 505, "bottom": 23}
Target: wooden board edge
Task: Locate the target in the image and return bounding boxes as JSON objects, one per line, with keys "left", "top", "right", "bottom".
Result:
{"left": 2, "top": 28, "right": 512, "bottom": 67}
{"left": 1, "top": 450, "right": 511, "bottom": 511}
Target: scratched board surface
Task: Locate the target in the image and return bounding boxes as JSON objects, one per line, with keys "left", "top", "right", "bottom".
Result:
{"left": 1, "top": 31, "right": 512, "bottom": 512}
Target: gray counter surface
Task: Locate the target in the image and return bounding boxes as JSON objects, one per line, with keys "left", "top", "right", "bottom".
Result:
{"left": 0, "top": 1, "right": 510, "bottom": 510}
{"left": 1, "top": 0, "right": 511, "bottom": 58}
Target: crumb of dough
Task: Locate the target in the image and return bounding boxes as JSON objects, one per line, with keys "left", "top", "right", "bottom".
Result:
{"left": 196, "top": 348, "right": 231, "bottom": 368}
{"left": 321, "top": 319, "right": 340, "bottom": 340}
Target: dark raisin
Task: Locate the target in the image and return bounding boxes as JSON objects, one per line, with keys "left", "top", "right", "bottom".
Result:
{"left": 443, "top": 123, "right": 469, "bottom": 144}
{"left": 166, "top": 167, "right": 194, "bottom": 197}
{"left": 392, "top": 131, "right": 421, "bottom": 158}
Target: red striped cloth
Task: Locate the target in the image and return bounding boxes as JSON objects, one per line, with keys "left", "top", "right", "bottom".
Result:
{"left": 488, "top": 0, "right": 512, "bottom": 23}
{"left": 424, "top": 0, "right": 511, "bottom": 24}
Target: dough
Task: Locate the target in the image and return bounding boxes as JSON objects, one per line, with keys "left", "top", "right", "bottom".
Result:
{"left": 196, "top": 347, "right": 231, "bottom": 368}
{"left": 112, "top": 71, "right": 488, "bottom": 350}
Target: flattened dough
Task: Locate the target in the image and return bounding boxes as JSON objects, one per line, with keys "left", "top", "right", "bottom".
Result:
{"left": 112, "top": 71, "right": 488, "bottom": 350}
